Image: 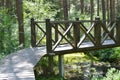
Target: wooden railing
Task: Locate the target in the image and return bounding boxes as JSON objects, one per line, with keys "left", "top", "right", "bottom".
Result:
{"left": 31, "top": 17, "right": 120, "bottom": 54}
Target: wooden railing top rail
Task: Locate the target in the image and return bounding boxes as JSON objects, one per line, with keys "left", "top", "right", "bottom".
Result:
{"left": 34, "top": 20, "right": 115, "bottom": 23}
{"left": 31, "top": 17, "right": 120, "bottom": 55}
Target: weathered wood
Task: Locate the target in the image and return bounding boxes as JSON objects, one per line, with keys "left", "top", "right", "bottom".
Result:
{"left": 77, "top": 23, "right": 95, "bottom": 47}
{"left": 94, "top": 17, "right": 101, "bottom": 46}
{"left": 73, "top": 18, "right": 80, "bottom": 49}
{"left": 0, "top": 47, "right": 47, "bottom": 80}
{"left": 55, "top": 23, "right": 58, "bottom": 43}
{"left": 52, "top": 23, "right": 74, "bottom": 50}
{"left": 46, "top": 19, "right": 52, "bottom": 54}
{"left": 59, "top": 55, "right": 64, "bottom": 78}
{"left": 101, "top": 22, "right": 117, "bottom": 44}
{"left": 31, "top": 18, "right": 36, "bottom": 47}
{"left": 79, "top": 22, "right": 95, "bottom": 45}
{"left": 48, "top": 55, "right": 54, "bottom": 74}
{"left": 116, "top": 17, "right": 120, "bottom": 44}
{"left": 31, "top": 19, "right": 119, "bottom": 55}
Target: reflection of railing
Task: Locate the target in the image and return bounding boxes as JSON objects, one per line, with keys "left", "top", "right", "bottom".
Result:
{"left": 31, "top": 17, "right": 120, "bottom": 54}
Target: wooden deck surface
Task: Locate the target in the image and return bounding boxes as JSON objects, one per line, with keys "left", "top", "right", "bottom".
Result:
{"left": 0, "top": 47, "right": 46, "bottom": 80}
{"left": 54, "top": 40, "right": 117, "bottom": 54}
{"left": 0, "top": 40, "right": 118, "bottom": 80}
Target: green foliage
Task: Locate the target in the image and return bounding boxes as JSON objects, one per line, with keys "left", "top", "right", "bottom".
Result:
{"left": 0, "top": 7, "right": 19, "bottom": 59}
{"left": 91, "top": 47, "right": 120, "bottom": 63}
{"left": 23, "top": 0, "right": 59, "bottom": 20}
{"left": 35, "top": 75, "right": 63, "bottom": 80}
{"left": 92, "top": 68, "right": 120, "bottom": 80}
{"left": 34, "top": 56, "right": 59, "bottom": 76}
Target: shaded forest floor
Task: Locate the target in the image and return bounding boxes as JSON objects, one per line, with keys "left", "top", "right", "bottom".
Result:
{"left": 35, "top": 53, "right": 120, "bottom": 80}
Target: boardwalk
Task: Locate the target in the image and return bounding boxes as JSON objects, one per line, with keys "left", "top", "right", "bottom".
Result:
{"left": 0, "top": 17, "right": 120, "bottom": 80}
{"left": 0, "top": 47, "right": 46, "bottom": 80}
{"left": 0, "top": 40, "right": 117, "bottom": 80}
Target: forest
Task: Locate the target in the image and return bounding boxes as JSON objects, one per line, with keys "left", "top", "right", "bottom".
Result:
{"left": 1, "top": 0, "right": 120, "bottom": 80}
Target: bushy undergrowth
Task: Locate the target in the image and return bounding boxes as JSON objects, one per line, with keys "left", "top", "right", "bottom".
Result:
{"left": 92, "top": 68, "right": 120, "bottom": 80}
{"left": 91, "top": 47, "right": 120, "bottom": 63}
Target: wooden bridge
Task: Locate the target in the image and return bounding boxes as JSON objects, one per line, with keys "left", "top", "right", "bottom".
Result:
{"left": 31, "top": 17, "right": 120, "bottom": 55}
{"left": 0, "top": 17, "right": 120, "bottom": 80}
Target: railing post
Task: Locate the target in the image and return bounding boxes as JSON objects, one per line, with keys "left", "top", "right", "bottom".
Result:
{"left": 31, "top": 18, "right": 36, "bottom": 47}
{"left": 59, "top": 55, "right": 64, "bottom": 78}
{"left": 55, "top": 23, "right": 58, "bottom": 43}
{"left": 46, "top": 19, "right": 52, "bottom": 54}
{"left": 73, "top": 18, "right": 80, "bottom": 49}
{"left": 116, "top": 17, "right": 120, "bottom": 45}
{"left": 94, "top": 17, "right": 101, "bottom": 47}
{"left": 46, "top": 19, "right": 54, "bottom": 74}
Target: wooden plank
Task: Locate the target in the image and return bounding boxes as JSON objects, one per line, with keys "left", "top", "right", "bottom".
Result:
{"left": 31, "top": 18, "right": 36, "bottom": 47}
{"left": 94, "top": 17, "right": 101, "bottom": 46}
{"left": 53, "top": 40, "right": 117, "bottom": 55}
{"left": 116, "top": 17, "right": 120, "bottom": 44}
{"left": 59, "top": 55, "right": 64, "bottom": 78}
{"left": 46, "top": 19, "right": 52, "bottom": 53}
{"left": 52, "top": 23, "right": 74, "bottom": 50}
{"left": 73, "top": 18, "right": 80, "bottom": 49}
{"left": 0, "top": 47, "right": 47, "bottom": 80}
{"left": 101, "top": 22, "right": 117, "bottom": 43}
{"left": 78, "top": 23, "right": 95, "bottom": 47}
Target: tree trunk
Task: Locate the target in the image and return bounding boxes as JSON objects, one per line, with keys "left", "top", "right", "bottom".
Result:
{"left": 110, "top": 0, "right": 115, "bottom": 36}
{"left": 80, "top": 0, "right": 84, "bottom": 14}
{"left": 62, "top": 0, "right": 68, "bottom": 21}
{"left": 90, "top": 0, "right": 94, "bottom": 20}
{"left": 0, "top": 0, "right": 4, "bottom": 6}
{"left": 16, "top": 0, "right": 25, "bottom": 47}
{"left": 106, "top": 0, "right": 110, "bottom": 20}
{"left": 97, "top": 0, "right": 100, "bottom": 16}
{"left": 110, "top": 0, "right": 115, "bottom": 21}
{"left": 102, "top": 0, "right": 106, "bottom": 21}
{"left": 62, "top": 0, "right": 70, "bottom": 37}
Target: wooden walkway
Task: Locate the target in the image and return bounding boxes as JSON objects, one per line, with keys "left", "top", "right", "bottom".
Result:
{"left": 31, "top": 17, "right": 120, "bottom": 55}
{"left": 0, "top": 17, "right": 120, "bottom": 80}
{"left": 0, "top": 47, "right": 46, "bottom": 80}
{"left": 0, "top": 40, "right": 118, "bottom": 80}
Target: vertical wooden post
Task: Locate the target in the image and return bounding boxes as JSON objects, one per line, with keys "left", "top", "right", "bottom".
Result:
{"left": 48, "top": 55, "right": 54, "bottom": 74}
{"left": 73, "top": 18, "right": 80, "bottom": 49}
{"left": 46, "top": 19, "right": 54, "bottom": 74}
{"left": 55, "top": 23, "right": 58, "bottom": 43}
{"left": 94, "top": 17, "right": 101, "bottom": 47}
{"left": 31, "top": 18, "right": 36, "bottom": 47}
{"left": 59, "top": 55, "right": 64, "bottom": 78}
{"left": 116, "top": 17, "right": 120, "bottom": 45}
{"left": 46, "top": 19, "right": 52, "bottom": 54}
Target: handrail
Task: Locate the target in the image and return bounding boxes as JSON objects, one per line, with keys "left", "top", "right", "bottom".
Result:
{"left": 31, "top": 17, "right": 120, "bottom": 54}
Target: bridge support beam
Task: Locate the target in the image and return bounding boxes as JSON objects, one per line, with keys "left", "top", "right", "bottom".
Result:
{"left": 58, "top": 55, "right": 64, "bottom": 78}
{"left": 48, "top": 55, "right": 54, "bottom": 74}
{"left": 116, "top": 17, "right": 120, "bottom": 45}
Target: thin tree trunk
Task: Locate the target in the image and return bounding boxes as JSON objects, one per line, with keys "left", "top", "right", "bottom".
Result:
{"left": 16, "top": 0, "right": 25, "bottom": 47}
{"left": 90, "top": 0, "right": 94, "bottom": 20}
{"left": 110, "top": 0, "right": 115, "bottom": 37}
{"left": 97, "top": 0, "right": 100, "bottom": 16}
{"left": 110, "top": 0, "right": 115, "bottom": 21}
{"left": 62, "top": 0, "right": 70, "bottom": 37}
{"left": 102, "top": 0, "right": 106, "bottom": 21}
{"left": 80, "top": 0, "right": 84, "bottom": 14}
{"left": 106, "top": 0, "right": 110, "bottom": 20}
{"left": 63, "top": 0, "right": 68, "bottom": 21}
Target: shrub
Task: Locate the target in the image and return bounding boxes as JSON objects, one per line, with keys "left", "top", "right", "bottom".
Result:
{"left": 91, "top": 47, "right": 120, "bottom": 63}
{"left": 91, "top": 68, "right": 120, "bottom": 80}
